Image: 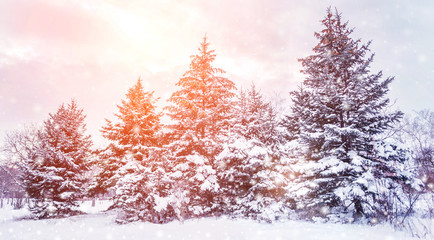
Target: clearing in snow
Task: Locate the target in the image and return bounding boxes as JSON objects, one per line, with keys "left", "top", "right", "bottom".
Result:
{"left": 0, "top": 200, "right": 426, "bottom": 240}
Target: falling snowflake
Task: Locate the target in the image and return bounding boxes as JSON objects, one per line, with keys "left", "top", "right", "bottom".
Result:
{"left": 47, "top": 204, "right": 57, "bottom": 213}
{"left": 217, "top": 160, "right": 226, "bottom": 169}
{"left": 320, "top": 206, "right": 329, "bottom": 215}
{"left": 421, "top": 174, "right": 428, "bottom": 183}
{"left": 343, "top": 102, "right": 351, "bottom": 111}
{"left": 255, "top": 193, "right": 263, "bottom": 201}
{"left": 133, "top": 125, "right": 141, "bottom": 134}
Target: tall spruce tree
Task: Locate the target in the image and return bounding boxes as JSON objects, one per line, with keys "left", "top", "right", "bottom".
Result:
{"left": 91, "top": 78, "right": 175, "bottom": 223}
{"left": 21, "top": 100, "right": 92, "bottom": 218}
{"left": 284, "top": 8, "right": 411, "bottom": 221}
{"left": 166, "top": 36, "right": 236, "bottom": 217}
{"left": 91, "top": 78, "right": 162, "bottom": 203}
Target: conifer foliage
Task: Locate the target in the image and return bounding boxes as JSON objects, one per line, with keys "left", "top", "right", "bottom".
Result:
{"left": 284, "top": 8, "right": 410, "bottom": 221}
{"left": 167, "top": 36, "right": 236, "bottom": 142}
{"left": 91, "top": 78, "right": 161, "bottom": 196}
{"left": 90, "top": 78, "right": 169, "bottom": 223}
{"left": 217, "top": 85, "right": 290, "bottom": 221}
{"left": 166, "top": 36, "right": 236, "bottom": 217}
{"left": 12, "top": 100, "right": 92, "bottom": 218}
{"left": 102, "top": 78, "right": 161, "bottom": 148}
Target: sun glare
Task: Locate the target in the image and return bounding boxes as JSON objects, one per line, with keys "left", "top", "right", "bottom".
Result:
{"left": 103, "top": 6, "right": 181, "bottom": 73}
{"left": 114, "top": 11, "right": 148, "bottom": 43}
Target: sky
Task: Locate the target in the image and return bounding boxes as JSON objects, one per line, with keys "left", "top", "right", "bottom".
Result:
{"left": 0, "top": 0, "right": 433, "bottom": 144}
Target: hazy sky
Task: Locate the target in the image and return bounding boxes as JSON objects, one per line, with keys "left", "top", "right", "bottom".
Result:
{"left": 0, "top": 0, "right": 433, "bottom": 144}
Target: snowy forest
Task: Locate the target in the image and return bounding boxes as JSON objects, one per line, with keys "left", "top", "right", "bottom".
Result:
{"left": 0, "top": 8, "right": 433, "bottom": 239}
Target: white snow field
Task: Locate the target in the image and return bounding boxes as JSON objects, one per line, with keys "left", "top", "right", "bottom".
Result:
{"left": 0, "top": 200, "right": 427, "bottom": 240}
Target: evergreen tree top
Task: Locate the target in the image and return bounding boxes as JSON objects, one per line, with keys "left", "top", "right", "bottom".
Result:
{"left": 172, "top": 36, "right": 235, "bottom": 102}
{"left": 102, "top": 78, "right": 161, "bottom": 147}
{"left": 43, "top": 99, "right": 92, "bottom": 152}
{"left": 299, "top": 8, "right": 372, "bottom": 88}
{"left": 184, "top": 35, "right": 226, "bottom": 78}
{"left": 234, "top": 83, "right": 280, "bottom": 146}
{"left": 39, "top": 99, "right": 92, "bottom": 177}
{"left": 285, "top": 8, "right": 402, "bottom": 160}
{"left": 167, "top": 36, "right": 236, "bottom": 140}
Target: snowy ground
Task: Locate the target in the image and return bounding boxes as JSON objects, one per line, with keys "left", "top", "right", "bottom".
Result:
{"left": 0, "top": 200, "right": 428, "bottom": 240}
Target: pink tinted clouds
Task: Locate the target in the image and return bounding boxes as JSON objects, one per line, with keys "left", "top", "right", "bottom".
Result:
{"left": 0, "top": 0, "right": 107, "bottom": 44}
{"left": 0, "top": 0, "right": 433, "bottom": 144}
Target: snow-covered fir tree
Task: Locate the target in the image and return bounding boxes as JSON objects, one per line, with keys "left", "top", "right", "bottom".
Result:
{"left": 165, "top": 36, "right": 236, "bottom": 218}
{"left": 101, "top": 78, "right": 161, "bottom": 148}
{"left": 283, "top": 8, "right": 418, "bottom": 222}
{"left": 91, "top": 78, "right": 161, "bottom": 196}
{"left": 90, "top": 78, "right": 170, "bottom": 223}
{"left": 21, "top": 100, "right": 92, "bottom": 218}
{"left": 366, "top": 139, "right": 422, "bottom": 223}
{"left": 113, "top": 147, "right": 178, "bottom": 223}
{"left": 217, "top": 84, "right": 291, "bottom": 221}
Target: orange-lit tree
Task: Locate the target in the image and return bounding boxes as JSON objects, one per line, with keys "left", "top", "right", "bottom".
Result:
{"left": 90, "top": 78, "right": 170, "bottom": 222}
{"left": 102, "top": 79, "right": 161, "bottom": 148}
{"left": 91, "top": 78, "right": 161, "bottom": 195}
{"left": 166, "top": 36, "right": 236, "bottom": 217}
